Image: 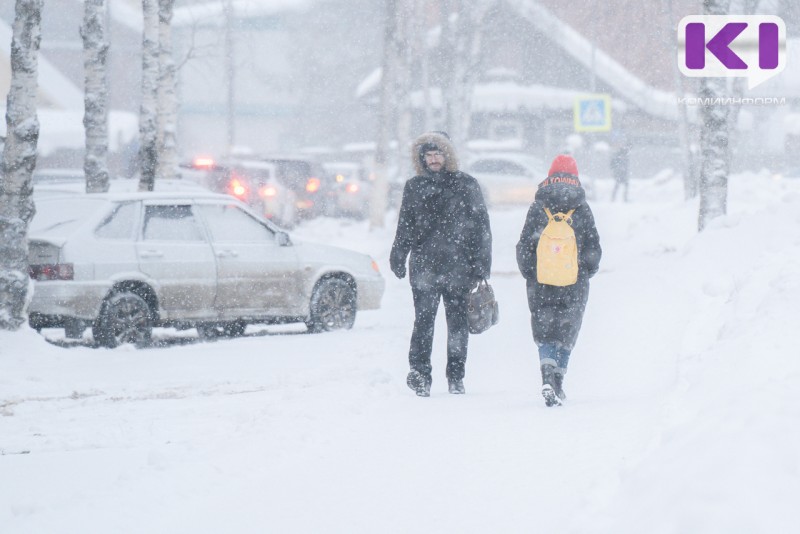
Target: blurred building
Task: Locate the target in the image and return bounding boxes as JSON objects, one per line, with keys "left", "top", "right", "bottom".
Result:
{"left": 356, "top": 0, "right": 800, "bottom": 176}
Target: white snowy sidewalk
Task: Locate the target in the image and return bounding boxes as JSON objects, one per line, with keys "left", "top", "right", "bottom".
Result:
{"left": 1, "top": 172, "right": 799, "bottom": 533}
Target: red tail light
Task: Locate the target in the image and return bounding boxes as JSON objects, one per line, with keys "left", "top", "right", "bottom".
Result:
{"left": 193, "top": 156, "right": 215, "bottom": 169}
{"left": 345, "top": 182, "right": 360, "bottom": 194}
{"left": 306, "top": 177, "right": 321, "bottom": 193}
{"left": 29, "top": 263, "right": 74, "bottom": 281}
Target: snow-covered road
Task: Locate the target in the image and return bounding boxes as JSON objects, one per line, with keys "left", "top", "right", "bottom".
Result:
{"left": 2, "top": 173, "right": 799, "bottom": 533}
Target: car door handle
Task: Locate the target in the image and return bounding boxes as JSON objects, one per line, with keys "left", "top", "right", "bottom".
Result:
{"left": 216, "top": 250, "right": 239, "bottom": 258}
{"left": 140, "top": 250, "right": 164, "bottom": 258}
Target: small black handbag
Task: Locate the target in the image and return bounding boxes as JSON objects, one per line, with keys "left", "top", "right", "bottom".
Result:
{"left": 467, "top": 279, "right": 499, "bottom": 334}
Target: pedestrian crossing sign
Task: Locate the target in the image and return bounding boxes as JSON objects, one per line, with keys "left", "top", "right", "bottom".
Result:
{"left": 574, "top": 94, "right": 612, "bottom": 132}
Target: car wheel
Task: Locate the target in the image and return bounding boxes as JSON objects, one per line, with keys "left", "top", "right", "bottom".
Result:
{"left": 93, "top": 291, "right": 152, "bottom": 348}
{"left": 305, "top": 278, "right": 356, "bottom": 333}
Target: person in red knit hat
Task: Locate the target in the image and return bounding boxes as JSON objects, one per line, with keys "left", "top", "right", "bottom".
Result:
{"left": 516, "top": 154, "right": 602, "bottom": 407}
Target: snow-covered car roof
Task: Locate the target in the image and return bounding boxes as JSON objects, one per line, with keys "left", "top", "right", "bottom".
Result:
{"left": 33, "top": 178, "right": 213, "bottom": 198}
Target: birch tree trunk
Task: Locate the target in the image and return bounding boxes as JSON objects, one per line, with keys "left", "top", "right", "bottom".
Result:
{"left": 698, "top": 0, "right": 731, "bottom": 231}
{"left": 0, "top": 0, "right": 42, "bottom": 330}
{"left": 81, "top": 0, "right": 110, "bottom": 193}
{"left": 138, "top": 0, "right": 160, "bottom": 192}
{"left": 156, "top": 0, "right": 179, "bottom": 180}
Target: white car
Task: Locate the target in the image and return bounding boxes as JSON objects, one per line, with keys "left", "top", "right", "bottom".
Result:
{"left": 465, "top": 152, "right": 595, "bottom": 206}
{"left": 321, "top": 161, "right": 372, "bottom": 219}
{"left": 465, "top": 152, "right": 547, "bottom": 207}
{"left": 27, "top": 191, "right": 385, "bottom": 347}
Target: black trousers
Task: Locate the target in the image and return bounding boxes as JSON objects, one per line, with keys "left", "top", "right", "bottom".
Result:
{"left": 408, "top": 285, "right": 469, "bottom": 381}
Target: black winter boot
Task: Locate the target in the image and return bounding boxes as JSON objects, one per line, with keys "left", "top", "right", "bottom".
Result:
{"left": 407, "top": 370, "right": 431, "bottom": 397}
{"left": 540, "top": 364, "right": 561, "bottom": 407}
{"left": 448, "top": 379, "right": 465, "bottom": 394}
{"left": 553, "top": 371, "right": 567, "bottom": 401}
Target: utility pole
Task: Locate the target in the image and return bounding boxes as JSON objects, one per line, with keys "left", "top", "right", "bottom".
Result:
{"left": 370, "top": 0, "right": 398, "bottom": 229}
{"left": 224, "top": 0, "right": 235, "bottom": 155}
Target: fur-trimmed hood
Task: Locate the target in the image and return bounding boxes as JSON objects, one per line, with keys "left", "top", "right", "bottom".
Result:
{"left": 411, "top": 132, "right": 459, "bottom": 175}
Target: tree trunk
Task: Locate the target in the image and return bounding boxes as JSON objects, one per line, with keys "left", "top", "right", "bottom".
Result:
{"left": 138, "top": 0, "right": 160, "bottom": 192}
{"left": 81, "top": 0, "right": 110, "bottom": 194}
{"left": 370, "top": 0, "right": 398, "bottom": 229}
{"left": 698, "top": 0, "right": 731, "bottom": 231}
{"left": 157, "top": 0, "right": 179, "bottom": 180}
{"left": 0, "top": 0, "right": 42, "bottom": 330}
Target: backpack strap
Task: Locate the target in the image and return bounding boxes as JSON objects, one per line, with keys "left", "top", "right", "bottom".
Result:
{"left": 544, "top": 208, "right": 575, "bottom": 224}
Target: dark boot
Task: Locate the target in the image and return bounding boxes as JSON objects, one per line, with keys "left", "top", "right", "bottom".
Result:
{"left": 553, "top": 371, "right": 567, "bottom": 401}
{"left": 540, "top": 364, "right": 561, "bottom": 407}
{"left": 407, "top": 371, "right": 431, "bottom": 397}
{"left": 448, "top": 378, "right": 465, "bottom": 394}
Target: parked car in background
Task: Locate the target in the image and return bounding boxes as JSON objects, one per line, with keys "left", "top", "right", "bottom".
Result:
{"left": 259, "top": 155, "right": 329, "bottom": 221}
{"left": 321, "top": 161, "right": 372, "bottom": 219}
{"left": 182, "top": 156, "right": 329, "bottom": 227}
{"left": 464, "top": 152, "right": 547, "bottom": 207}
{"left": 181, "top": 158, "right": 298, "bottom": 228}
{"left": 772, "top": 167, "right": 800, "bottom": 180}
{"left": 27, "top": 191, "right": 385, "bottom": 347}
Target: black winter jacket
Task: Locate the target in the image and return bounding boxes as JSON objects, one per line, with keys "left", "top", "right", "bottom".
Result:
{"left": 516, "top": 178, "right": 601, "bottom": 349}
{"left": 391, "top": 170, "right": 492, "bottom": 291}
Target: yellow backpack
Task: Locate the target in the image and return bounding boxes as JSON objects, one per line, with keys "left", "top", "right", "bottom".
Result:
{"left": 536, "top": 208, "right": 578, "bottom": 286}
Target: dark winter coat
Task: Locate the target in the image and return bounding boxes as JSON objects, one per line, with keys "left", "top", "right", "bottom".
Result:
{"left": 516, "top": 177, "right": 601, "bottom": 350}
{"left": 390, "top": 133, "right": 492, "bottom": 291}
{"left": 610, "top": 146, "right": 630, "bottom": 183}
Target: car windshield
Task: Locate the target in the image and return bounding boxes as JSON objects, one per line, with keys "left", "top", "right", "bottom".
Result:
{"left": 30, "top": 198, "right": 107, "bottom": 234}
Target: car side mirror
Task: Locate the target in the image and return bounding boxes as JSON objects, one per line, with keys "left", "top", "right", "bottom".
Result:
{"left": 276, "top": 231, "right": 292, "bottom": 246}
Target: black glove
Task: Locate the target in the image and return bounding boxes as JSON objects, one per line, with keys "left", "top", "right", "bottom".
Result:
{"left": 390, "top": 254, "right": 406, "bottom": 279}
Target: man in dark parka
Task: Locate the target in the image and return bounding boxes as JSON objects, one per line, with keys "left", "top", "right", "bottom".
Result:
{"left": 516, "top": 154, "right": 601, "bottom": 406}
{"left": 390, "top": 132, "right": 492, "bottom": 397}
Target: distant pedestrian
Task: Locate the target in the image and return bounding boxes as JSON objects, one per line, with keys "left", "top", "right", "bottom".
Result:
{"left": 610, "top": 140, "right": 631, "bottom": 202}
{"left": 390, "top": 131, "right": 492, "bottom": 397}
{"left": 516, "top": 154, "right": 602, "bottom": 407}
